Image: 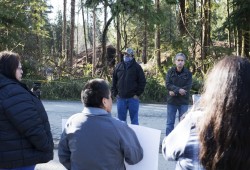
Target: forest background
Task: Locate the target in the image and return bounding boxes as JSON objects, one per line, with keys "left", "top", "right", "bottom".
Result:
{"left": 0, "top": 0, "right": 249, "bottom": 103}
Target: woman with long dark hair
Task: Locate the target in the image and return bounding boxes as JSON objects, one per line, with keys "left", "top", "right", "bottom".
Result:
{"left": 199, "top": 56, "right": 250, "bottom": 170}
{"left": 0, "top": 51, "right": 53, "bottom": 169}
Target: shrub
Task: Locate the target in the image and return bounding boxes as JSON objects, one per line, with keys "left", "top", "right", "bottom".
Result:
{"left": 23, "top": 75, "right": 203, "bottom": 103}
{"left": 23, "top": 78, "right": 90, "bottom": 100}
{"left": 140, "top": 76, "right": 166, "bottom": 103}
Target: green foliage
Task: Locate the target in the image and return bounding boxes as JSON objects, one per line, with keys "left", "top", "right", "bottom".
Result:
{"left": 23, "top": 76, "right": 165, "bottom": 102}
{"left": 191, "top": 76, "right": 203, "bottom": 94}
{"left": 41, "top": 80, "right": 83, "bottom": 100}
{"left": 228, "top": 0, "right": 250, "bottom": 31}
{"left": 23, "top": 73, "right": 204, "bottom": 103}
{"left": 23, "top": 78, "right": 90, "bottom": 100}
{"left": 164, "top": 0, "right": 177, "bottom": 5}
{"left": 82, "top": 64, "right": 93, "bottom": 76}
{"left": 140, "top": 76, "right": 166, "bottom": 103}
{"left": 0, "top": 0, "right": 49, "bottom": 50}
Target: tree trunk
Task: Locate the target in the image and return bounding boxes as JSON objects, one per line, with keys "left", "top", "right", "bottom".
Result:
{"left": 237, "top": 28, "right": 242, "bottom": 56}
{"left": 87, "top": 8, "right": 92, "bottom": 47}
{"left": 76, "top": 13, "right": 79, "bottom": 54}
{"left": 122, "top": 15, "right": 128, "bottom": 49}
{"left": 142, "top": 20, "right": 147, "bottom": 64}
{"left": 241, "top": 30, "right": 245, "bottom": 57}
{"left": 200, "top": 0, "right": 210, "bottom": 72}
{"left": 192, "top": 0, "right": 196, "bottom": 59}
{"left": 81, "top": 0, "right": 88, "bottom": 63}
{"left": 170, "top": 5, "right": 172, "bottom": 43}
{"left": 244, "top": 31, "right": 250, "bottom": 58}
{"left": 244, "top": 12, "right": 250, "bottom": 58}
{"left": 155, "top": 0, "right": 162, "bottom": 74}
{"left": 179, "top": 0, "right": 186, "bottom": 36}
{"left": 103, "top": 0, "right": 107, "bottom": 27}
{"left": 69, "top": 0, "right": 75, "bottom": 70}
{"left": 142, "top": 3, "right": 148, "bottom": 64}
{"left": 62, "top": 0, "right": 67, "bottom": 62}
{"left": 101, "top": 16, "right": 114, "bottom": 79}
{"left": 204, "top": 0, "right": 210, "bottom": 58}
{"left": 185, "top": 0, "right": 189, "bottom": 30}
{"left": 116, "top": 15, "right": 121, "bottom": 62}
{"left": 101, "top": 0, "right": 108, "bottom": 66}
{"left": 232, "top": 2, "right": 237, "bottom": 51}
{"left": 200, "top": 0, "right": 205, "bottom": 71}
{"left": 155, "top": 25, "right": 160, "bottom": 68}
{"left": 227, "top": 0, "right": 232, "bottom": 48}
{"left": 233, "top": 28, "right": 236, "bottom": 50}
{"left": 92, "top": 7, "right": 96, "bottom": 77}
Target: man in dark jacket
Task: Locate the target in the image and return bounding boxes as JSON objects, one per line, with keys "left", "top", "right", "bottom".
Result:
{"left": 112, "top": 48, "right": 146, "bottom": 125}
{"left": 165, "top": 53, "right": 192, "bottom": 136}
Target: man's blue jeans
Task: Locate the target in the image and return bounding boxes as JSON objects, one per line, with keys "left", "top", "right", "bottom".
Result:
{"left": 166, "top": 104, "right": 189, "bottom": 136}
{"left": 117, "top": 97, "right": 139, "bottom": 125}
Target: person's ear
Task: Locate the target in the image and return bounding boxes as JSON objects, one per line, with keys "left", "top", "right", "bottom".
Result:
{"left": 102, "top": 98, "right": 106, "bottom": 106}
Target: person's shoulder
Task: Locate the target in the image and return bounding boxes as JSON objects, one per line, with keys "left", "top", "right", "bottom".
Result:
{"left": 0, "top": 80, "right": 19, "bottom": 101}
{"left": 109, "top": 117, "right": 129, "bottom": 128}
{"left": 4, "top": 81, "right": 27, "bottom": 96}
{"left": 169, "top": 66, "right": 176, "bottom": 71}
{"left": 136, "top": 62, "right": 143, "bottom": 67}
{"left": 114, "top": 61, "right": 124, "bottom": 69}
{"left": 63, "top": 113, "right": 85, "bottom": 132}
{"left": 116, "top": 61, "right": 124, "bottom": 66}
{"left": 133, "top": 60, "right": 143, "bottom": 69}
{"left": 167, "top": 67, "right": 176, "bottom": 73}
{"left": 110, "top": 116, "right": 124, "bottom": 123}
{"left": 0, "top": 76, "right": 17, "bottom": 88}
{"left": 183, "top": 67, "right": 191, "bottom": 73}
{"left": 182, "top": 67, "right": 192, "bottom": 76}
{"left": 68, "top": 112, "right": 85, "bottom": 122}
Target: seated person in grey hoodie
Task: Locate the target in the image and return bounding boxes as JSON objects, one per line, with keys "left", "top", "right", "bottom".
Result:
{"left": 58, "top": 78, "right": 143, "bottom": 170}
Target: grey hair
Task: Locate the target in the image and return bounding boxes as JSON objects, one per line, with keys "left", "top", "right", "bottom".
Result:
{"left": 174, "top": 53, "right": 186, "bottom": 61}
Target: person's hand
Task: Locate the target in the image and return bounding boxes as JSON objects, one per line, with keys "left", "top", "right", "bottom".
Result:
{"left": 169, "top": 91, "right": 175, "bottom": 96}
{"left": 179, "top": 88, "right": 187, "bottom": 95}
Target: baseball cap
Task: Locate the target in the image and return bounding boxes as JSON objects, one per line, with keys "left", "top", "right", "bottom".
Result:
{"left": 124, "top": 48, "right": 134, "bottom": 56}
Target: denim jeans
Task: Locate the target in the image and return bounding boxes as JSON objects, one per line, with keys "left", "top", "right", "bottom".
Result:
{"left": 0, "top": 165, "right": 35, "bottom": 170}
{"left": 117, "top": 97, "right": 139, "bottom": 125}
{"left": 166, "top": 104, "right": 189, "bottom": 136}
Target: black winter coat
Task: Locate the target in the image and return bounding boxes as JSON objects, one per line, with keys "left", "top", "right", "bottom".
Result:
{"left": 0, "top": 74, "right": 53, "bottom": 168}
{"left": 165, "top": 67, "right": 192, "bottom": 105}
{"left": 111, "top": 59, "right": 146, "bottom": 98}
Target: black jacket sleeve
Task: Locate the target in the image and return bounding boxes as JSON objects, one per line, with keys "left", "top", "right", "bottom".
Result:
{"left": 136, "top": 64, "right": 146, "bottom": 96}
{"left": 111, "top": 65, "right": 119, "bottom": 97}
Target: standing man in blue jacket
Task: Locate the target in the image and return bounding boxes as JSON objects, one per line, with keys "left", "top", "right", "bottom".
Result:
{"left": 165, "top": 53, "right": 192, "bottom": 136}
{"left": 112, "top": 48, "right": 146, "bottom": 125}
